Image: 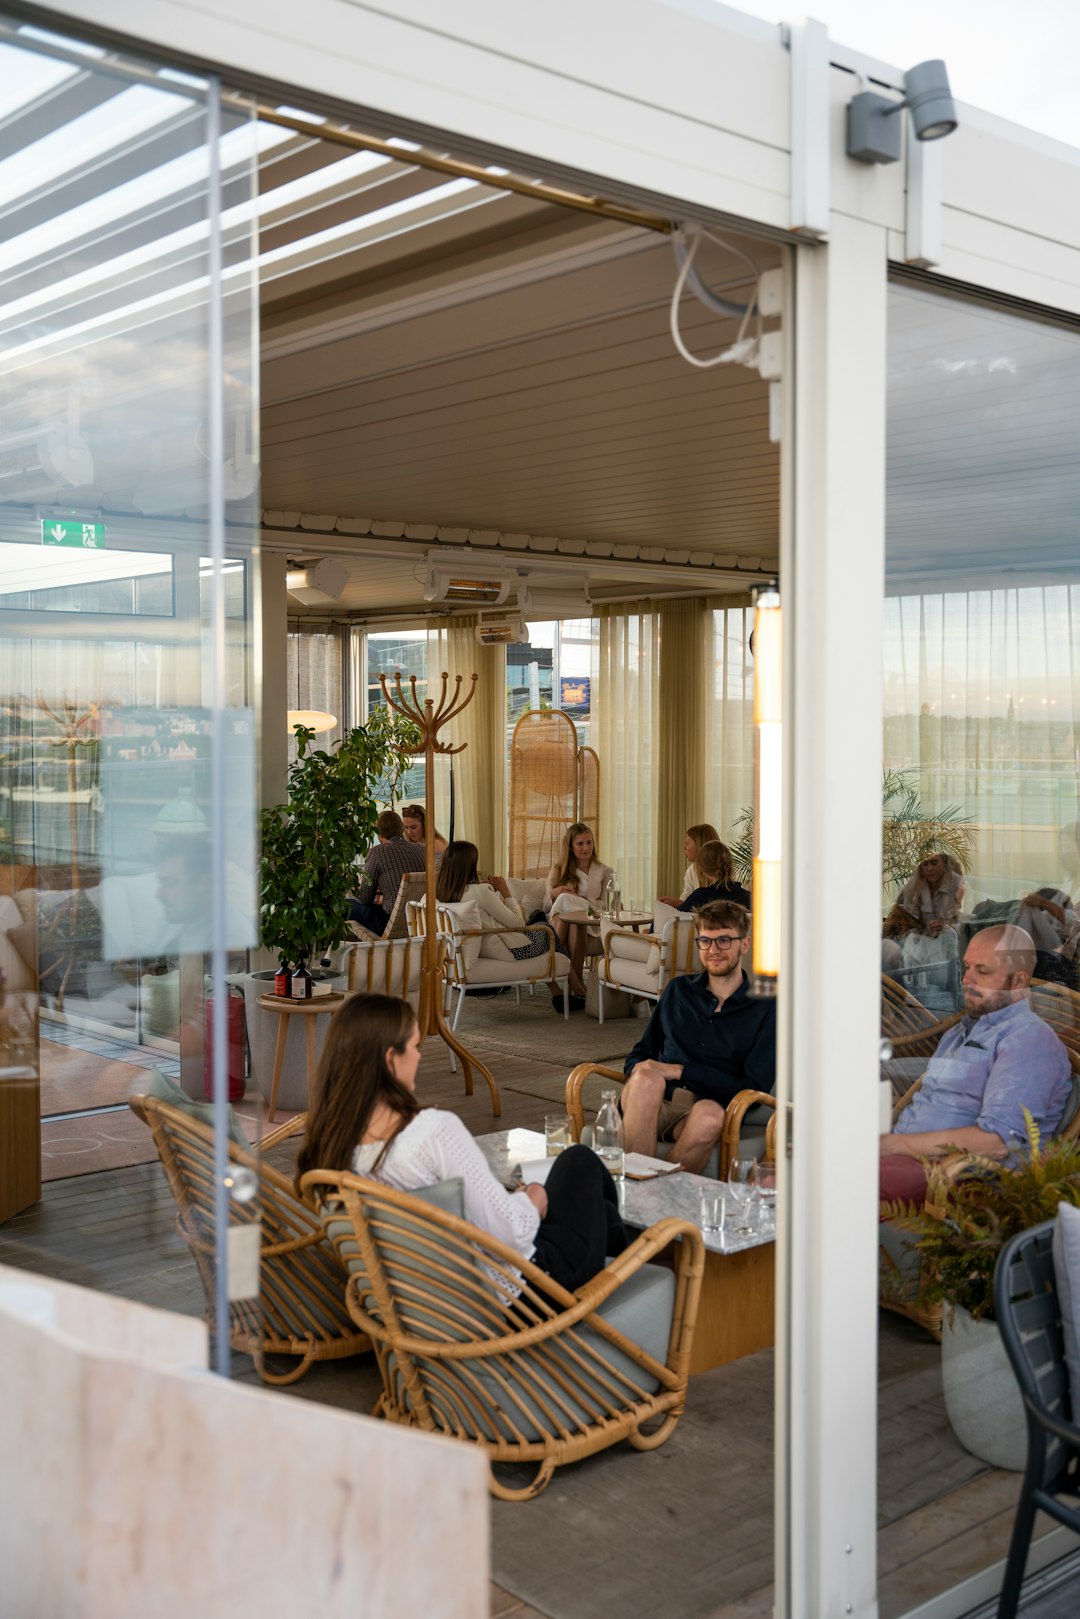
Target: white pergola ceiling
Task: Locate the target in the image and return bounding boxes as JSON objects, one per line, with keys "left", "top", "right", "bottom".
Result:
{"left": 0, "top": 25, "right": 782, "bottom": 617}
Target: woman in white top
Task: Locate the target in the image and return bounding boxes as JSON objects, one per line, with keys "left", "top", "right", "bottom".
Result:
{"left": 296, "top": 994, "right": 628, "bottom": 1290}
{"left": 436, "top": 840, "right": 569, "bottom": 1010}
{"left": 401, "top": 802, "right": 448, "bottom": 856}
{"left": 543, "top": 822, "right": 613, "bottom": 1006}
{"left": 897, "top": 851, "right": 965, "bottom": 936}
{"left": 658, "top": 822, "right": 721, "bottom": 908}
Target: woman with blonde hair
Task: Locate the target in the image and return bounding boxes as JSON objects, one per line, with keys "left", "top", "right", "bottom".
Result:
{"left": 677, "top": 839, "right": 750, "bottom": 913}
{"left": 297, "top": 994, "right": 627, "bottom": 1289}
{"left": 658, "top": 822, "right": 721, "bottom": 907}
{"left": 543, "top": 822, "right": 613, "bottom": 1008}
{"left": 401, "top": 802, "right": 448, "bottom": 856}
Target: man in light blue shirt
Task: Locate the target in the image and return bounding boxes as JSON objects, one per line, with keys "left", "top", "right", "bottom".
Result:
{"left": 880, "top": 923, "right": 1072, "bottom": 1205}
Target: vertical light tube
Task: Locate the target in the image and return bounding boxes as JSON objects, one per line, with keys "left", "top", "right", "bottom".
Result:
{"left": 752, "top": 583, "right": 782, "bottom": 994}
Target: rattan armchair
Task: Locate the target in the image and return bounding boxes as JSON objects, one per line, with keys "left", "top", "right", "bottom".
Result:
{"left": 301, "top": 1167, "right": 704, "bottom": 1500}
{"left": 565, "top": 1062, "right": 775, "bottom": 1180}
{"left": 130, "top": 1094, "right": 369, "bottom": 1384}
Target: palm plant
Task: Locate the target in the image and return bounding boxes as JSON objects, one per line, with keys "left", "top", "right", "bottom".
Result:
{"left": 728, "top": 769, "right": 975, "bottom": 892}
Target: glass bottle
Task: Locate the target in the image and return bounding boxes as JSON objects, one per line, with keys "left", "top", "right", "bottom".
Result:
{"left": 594, "top": 1088, "right": 624, "bottom": 1178}
{"left": 274, "top": 961, "right": 291, "bottom": 998}
{"left": 290, "top": 960, "right": 313, "bottom": 1000}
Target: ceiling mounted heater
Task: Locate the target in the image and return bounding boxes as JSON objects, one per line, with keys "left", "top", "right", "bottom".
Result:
{"left": 422, "top": 561, "right": 512, "bottom": 606}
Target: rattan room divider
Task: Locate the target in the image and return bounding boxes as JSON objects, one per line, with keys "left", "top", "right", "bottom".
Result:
{"left": 508, "top": 709, "right": 600, "bottom": 879}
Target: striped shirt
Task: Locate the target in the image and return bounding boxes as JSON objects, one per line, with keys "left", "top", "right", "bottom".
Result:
{"left": 352, "top": 836, "right": 426, "bottom": 909}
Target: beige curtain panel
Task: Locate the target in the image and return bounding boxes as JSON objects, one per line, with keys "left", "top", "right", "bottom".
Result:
{"left": 434, "top": 616, "right": 507, "bottom": 875}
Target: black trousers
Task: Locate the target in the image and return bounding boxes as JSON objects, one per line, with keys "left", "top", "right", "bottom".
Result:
{"left": 530, "top": 1144, "right": 629, "bottom": 1292}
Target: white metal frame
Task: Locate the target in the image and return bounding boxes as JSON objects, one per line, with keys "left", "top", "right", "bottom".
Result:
{"left": 26, "top": 3, "right": 1080, "bottom": 1614}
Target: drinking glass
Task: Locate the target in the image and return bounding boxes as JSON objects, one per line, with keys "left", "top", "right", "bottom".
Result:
{"left": 749, "top": 1161, "right": 777, "bottom": 1228}
{"left": 545, "top": 1114, "right": 571, "bottom": 1157}
{"left": 727, "top": 1157, "right": 758, "bottom": 1235}
{"left": 699, "top": 1185, "right": 727, "bottom": 1235}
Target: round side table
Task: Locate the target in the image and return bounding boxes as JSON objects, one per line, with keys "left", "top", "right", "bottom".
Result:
{"left": 256, "top": 991, "right": 346, "bottom": 1120}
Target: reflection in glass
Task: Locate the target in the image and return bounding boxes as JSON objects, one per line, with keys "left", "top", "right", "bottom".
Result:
{"left": 880, "top": 283, "right": 1080, "bottom": 1607}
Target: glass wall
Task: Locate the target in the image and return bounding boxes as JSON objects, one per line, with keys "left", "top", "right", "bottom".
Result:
{"left": 879, "top": 282, "right": 1080, "bottom": 1606}
{"left": 0, "top": 16, "right": 260, "bottom": 1355}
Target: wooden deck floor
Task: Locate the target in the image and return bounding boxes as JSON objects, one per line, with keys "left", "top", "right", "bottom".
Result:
{"left": 2, "top": 1029, "right": 1076, "bottom": 1618}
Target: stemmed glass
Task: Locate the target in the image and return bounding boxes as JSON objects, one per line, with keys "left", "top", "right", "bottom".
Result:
{"left": 749, "top": 1160, "right": 777, "bottom": 1229}
{"left": 727, "top": 1157, "right": 758, "bottom": 1235}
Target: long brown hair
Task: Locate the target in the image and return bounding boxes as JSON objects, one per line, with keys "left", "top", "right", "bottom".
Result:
{"left": 295, "top": 994, "right": 419, "bottom": 1191}
{"left": 402, "top": 803, "right": 445, "bottom": 844}
{"left": 686, "top": 822, "right": 720, "bottom": 861}
{"left": 694, "top": 839, "right": 734, "bottom": 887}
{"left": 436, "top": 839, "right": 479, "bottom": 902}
{"left": 553, "top": 821, "right": 598, "bottom": 890}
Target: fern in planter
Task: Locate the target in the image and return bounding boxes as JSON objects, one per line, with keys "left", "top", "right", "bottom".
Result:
{"left": 883, "top": 1111, "right": 1080, "bottom": 1322}
{"left": 260, "top": 708, "right": 419, "bottom": 968}
{"left": 728, "top": 769, "right": 975, "bottom": 892}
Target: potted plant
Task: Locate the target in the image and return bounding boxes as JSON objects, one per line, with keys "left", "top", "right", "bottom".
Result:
{"left": 887, "top": 1114, "right": 1080, "bottom": 1469}
{"left": 244, "top": 709, "right": 417, "bottom": 1108}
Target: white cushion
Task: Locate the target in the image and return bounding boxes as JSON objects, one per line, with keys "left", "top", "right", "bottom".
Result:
{"left": 1053, "top": 1201, "right": 1080, "bottom": 1401}
{"left": 507, "top": 877, "right": 546, "bottom": 917}
{"left": 607, "top": 930, "right": 659, "bottom": 967}
{"left": 606, "top": 958, "right": 661, "bottom": 996}
{"left": 437, "top": 899, "right": 484, "bottom": 969}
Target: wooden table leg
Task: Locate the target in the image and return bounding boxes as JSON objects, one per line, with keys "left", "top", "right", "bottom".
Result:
{"left": 689, "top": 1242, "right": 776, "bottom": 1374}
{"left": 266, "top": 1012, "right": 289, "bottom": 1123}
{"left": 305, "top": 1015, "right": 318, "bottom": 1110}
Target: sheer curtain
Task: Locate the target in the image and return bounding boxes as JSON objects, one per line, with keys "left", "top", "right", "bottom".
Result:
{"left": 884, "top": 585, "right": 1080, "bottom": 902}
{"left": 703, "top": 601, "right": 756, "bottom": 846}
{"left": 598, "top": 604, "right": 661, "bottom": 906}
{"left": 428, "top": 617, "right": 507, "bottom": 872}
{"left": 286, "top": 626, "right": 343, "bottom": 768}
{"left": 655, "top": 598, "right": 710, "bottom": 896}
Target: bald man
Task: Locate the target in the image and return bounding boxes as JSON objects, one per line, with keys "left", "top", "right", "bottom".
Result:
{"left": 880, "top": 924, "right": 1072, "bottom": 1206}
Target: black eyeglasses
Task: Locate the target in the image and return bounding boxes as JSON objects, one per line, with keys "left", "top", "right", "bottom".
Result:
{"left": 695, "top": 933, "right": 743, "bottom": 951}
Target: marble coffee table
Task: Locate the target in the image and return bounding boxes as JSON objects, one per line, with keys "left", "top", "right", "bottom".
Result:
{"left": 476, "top": 1128, "right": 775, "bottom": 1375}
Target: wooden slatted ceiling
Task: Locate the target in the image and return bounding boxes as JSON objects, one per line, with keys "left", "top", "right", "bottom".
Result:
{"left": 261, "top": 231, "right": 780, "bottom": 552}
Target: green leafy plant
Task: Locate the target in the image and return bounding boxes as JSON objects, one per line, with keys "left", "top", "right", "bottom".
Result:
{"left": 884, "top": 1111, "right": 1080, "bottom": 1321}
{"left": 729, "top": 769, "right": 975, "bottom": 892}
{"left": 259, "top": 708, "right": 419, "bottom": 967}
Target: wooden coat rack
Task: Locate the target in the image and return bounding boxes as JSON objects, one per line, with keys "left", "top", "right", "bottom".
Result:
{"left": 379, "top": 670, "right": 500, "bottom": 1116}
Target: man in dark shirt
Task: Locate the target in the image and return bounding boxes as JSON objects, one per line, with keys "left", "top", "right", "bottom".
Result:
{"left": 347, "top": 810, "right": 425, "bottom": 935}
{"left": 621, "top": 899, "right": 776, "bottom": 1173}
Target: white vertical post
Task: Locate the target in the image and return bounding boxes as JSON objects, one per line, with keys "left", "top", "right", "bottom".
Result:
{"left": 788, "top": 17, "right": 830, "bottom": 239}
{"left": 905, "top": 124, "right": 942, "bottom": 267}
{"left": 777, "top": 212, "right": 887, "bottom": 1619}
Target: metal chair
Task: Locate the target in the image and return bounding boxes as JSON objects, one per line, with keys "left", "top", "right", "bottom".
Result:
{"left": 993, "top": 1219, "right": 1080, "bottom": 1619}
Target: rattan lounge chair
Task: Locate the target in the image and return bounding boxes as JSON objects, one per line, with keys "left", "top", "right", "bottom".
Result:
{"left": 301, "top": 1167, "right": 704, "bottom": 1500}
{"left": 564, "top": 1061, "right": 775, "bottom": 1180}
{"left": 130, "top": 1093, "right": 369, "bottom": 1384}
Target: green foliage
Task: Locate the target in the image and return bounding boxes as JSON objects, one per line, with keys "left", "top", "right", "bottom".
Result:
{"left": 880, "top": 768, "right": 975, "bottom": 894}
{"left": 886, "top": 1111, "right": 1080, "bottom": 1321}
{"left": 728, "top": 769, "right": 975, "bottom": 893}
{"left": 259, "top": 709, "right": 419, "bottom": 965}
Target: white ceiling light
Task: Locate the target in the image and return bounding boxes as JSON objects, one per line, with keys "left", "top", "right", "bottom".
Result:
{"left": 286, "top": 558, "right": 348, "bottom": 603}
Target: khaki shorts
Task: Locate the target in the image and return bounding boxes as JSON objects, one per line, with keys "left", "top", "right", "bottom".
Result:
{"left": 655, "top": 1087, "right": 698, "bottom": 1143}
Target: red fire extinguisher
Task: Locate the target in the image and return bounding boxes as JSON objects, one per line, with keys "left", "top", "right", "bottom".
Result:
{"left": 204, "top": 985, "right": 247, "bottom": 1102}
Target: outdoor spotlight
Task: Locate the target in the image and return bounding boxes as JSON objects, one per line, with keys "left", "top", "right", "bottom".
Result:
{"left": 846, "top": 59, "right": 958, "bottom": 165}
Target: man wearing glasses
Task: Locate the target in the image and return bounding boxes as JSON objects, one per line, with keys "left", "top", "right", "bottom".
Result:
{"left": 620, "top": 899, "right": 775, "bottom": 1173}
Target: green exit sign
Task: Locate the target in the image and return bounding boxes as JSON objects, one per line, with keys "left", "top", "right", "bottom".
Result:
{"left": 41, "top": 518, "right": 107, "bottom": 549}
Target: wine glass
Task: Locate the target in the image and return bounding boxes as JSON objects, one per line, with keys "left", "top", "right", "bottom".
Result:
{"left": 727, "top": 1156, "right": 758, "bottom": 1235}
{"left": 749, "top": 1160, "right": 777, "bottom": 1228}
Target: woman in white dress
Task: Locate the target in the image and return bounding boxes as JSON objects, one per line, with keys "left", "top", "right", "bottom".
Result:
{"left": 543, "top": 822, "right": 613, "bottom": 1006}
{"left": 296, "top": 994, "right": 628, "bottom": 1290}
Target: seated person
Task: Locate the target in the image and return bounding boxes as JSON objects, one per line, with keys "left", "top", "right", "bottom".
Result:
{"left": 401, "top": 802, "right": 448, "bottom": 857}
{"left": 658, "top": 822, "right": 721, "bottom": 907}
{"left": 896, "top": 851, "right": 965, "bottom": 937}
{"left": 1014, "top": 886, "right": 1080, "bottom": 987}
{"left": 620, "top": 899, "right": 776, "bottom": 1174}
{"left": 677, "top": 839, "right": 750, "bottom": 914}
{"left": 879, "top": 924, "right": 1072, "bottom": 1207}
{"left": 543, "top": 822, "right": 613, "bottom": 1006}
{"left": 346, "top": 810, "right": 425, "bottom": 936}
{"left": 297, "top": 993, "right": 628, "bottom": 1292}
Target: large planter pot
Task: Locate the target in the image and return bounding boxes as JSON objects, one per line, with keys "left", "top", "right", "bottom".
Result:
{"left": 237, "top": 970, "right": 347, "bottom": 1115}
{"left": 940, "top": 1302, "right": 1026, "bottom": 1471}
